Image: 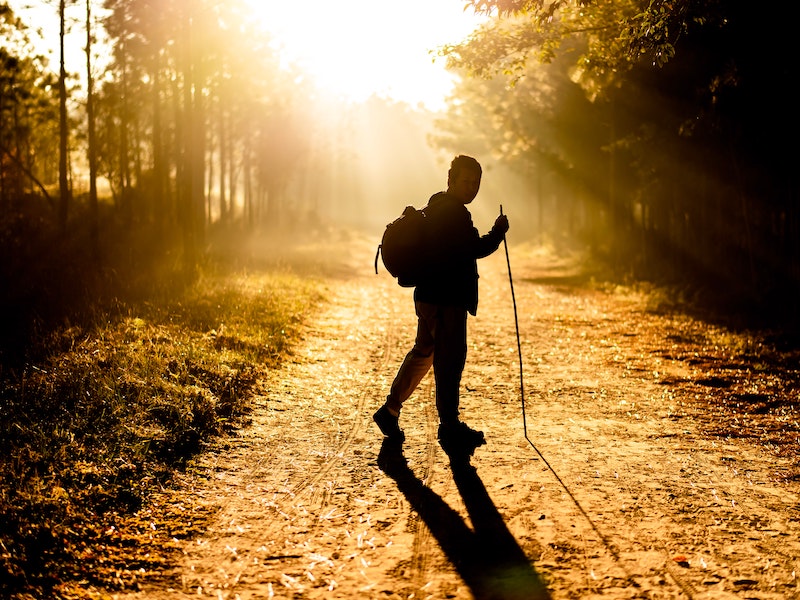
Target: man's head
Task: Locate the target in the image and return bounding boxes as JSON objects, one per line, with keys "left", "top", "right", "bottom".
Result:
{"left": 447, "top": 155, "right": 482, "bottom": 204}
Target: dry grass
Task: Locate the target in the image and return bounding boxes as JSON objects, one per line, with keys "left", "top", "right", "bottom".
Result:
{"left": 0, "top": 256, "right": 325, "bottom": 598}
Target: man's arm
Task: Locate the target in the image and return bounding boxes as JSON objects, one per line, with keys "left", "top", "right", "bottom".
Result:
{"left": 474, "top": 214, "right": 509, "bottom": 259}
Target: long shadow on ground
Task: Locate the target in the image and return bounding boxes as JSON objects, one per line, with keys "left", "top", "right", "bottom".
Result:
{"left": 378, "top": 439, "right": 550, "bottom": 600}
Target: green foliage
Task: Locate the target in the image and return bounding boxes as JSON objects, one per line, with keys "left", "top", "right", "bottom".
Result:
{"left": 450, "top": 0, "right": 642, "bottom": 95}
{"left": 452, "top": 1, "right": 744, "bottom": 101}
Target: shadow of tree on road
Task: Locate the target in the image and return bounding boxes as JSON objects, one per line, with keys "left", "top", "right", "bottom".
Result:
{"left": 378, "top": 439, "right": 550, "bottom": 600}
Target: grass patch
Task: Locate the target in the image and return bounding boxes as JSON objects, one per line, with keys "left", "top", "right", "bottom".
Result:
{"left": 0, "top": 262, "right": 324, "bottom": 598}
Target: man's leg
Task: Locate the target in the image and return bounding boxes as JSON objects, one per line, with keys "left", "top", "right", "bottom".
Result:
{"left": 431, "top": 304, "right": 467, "bottom": 424}
{"left": 374, "top": 302, "right": 436, "bottom": 440}
{"left": 433, "top": 306, "right": 485, "bottom": 449}
{"left": 385, "top": 301, "right": 437, "bottom": 415}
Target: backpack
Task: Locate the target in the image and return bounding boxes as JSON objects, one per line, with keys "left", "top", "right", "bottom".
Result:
{"left": 374, "top": 205, "right": 429, "bottom": 287}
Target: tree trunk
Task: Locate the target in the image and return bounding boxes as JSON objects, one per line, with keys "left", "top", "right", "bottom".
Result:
{"left": 119, "top": 41, "right": 131, "bottom": 223}
{"left": 244, "top": 133, "right": 253, "bottom": 228}
{"left": 218, "top": 109, "right": 227, "bottom": 223}
{"left": 180, "top": 8, "right": 197, "bottom": 273}
{"left": 193, "top": 92, "right": 206, "bottom": 244}
{"left": 152, "top": 58, "right": 166, "bottom": 230}
{"left": 86, "top": 0, "right": 99, "bottom": 260}
{"left": 228, "top": 136, "right": 237, "bottom": 222}
{"left": 58, "top": 0, "right": 70, "bottom": 230}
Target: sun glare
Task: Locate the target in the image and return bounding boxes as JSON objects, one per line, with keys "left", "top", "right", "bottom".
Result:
{"left": 245, "top": 0, "right": 486, "bottom": 111}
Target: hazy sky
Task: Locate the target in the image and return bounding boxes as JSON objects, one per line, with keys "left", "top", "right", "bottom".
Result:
{"left": 246, "top": 0, "right": 487, "bottom": 110}
{"left": 8, "top": 0, "right": 486, "bottom": 111}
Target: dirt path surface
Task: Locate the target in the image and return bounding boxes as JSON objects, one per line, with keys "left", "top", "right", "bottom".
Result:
{"left": 115, "top": 235, "right": 800, "bottom": 600}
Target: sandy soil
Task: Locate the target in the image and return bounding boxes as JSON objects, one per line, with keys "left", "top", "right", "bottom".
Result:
{"left": 113, "top": 234, "right": 800, "bottom": 600}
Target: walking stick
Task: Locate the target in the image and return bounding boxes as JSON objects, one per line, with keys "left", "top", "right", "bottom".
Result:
{"left": 499, "top": 205, "right": 528, "bottom": 439}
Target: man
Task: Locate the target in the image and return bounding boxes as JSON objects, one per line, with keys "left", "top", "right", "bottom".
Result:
{"left": 373, "top": 155, "right": 509, "bottom": 452}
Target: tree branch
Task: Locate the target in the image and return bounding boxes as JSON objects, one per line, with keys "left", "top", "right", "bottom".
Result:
{"left": 0, "top": 146, "right": 55, "bottom": 209}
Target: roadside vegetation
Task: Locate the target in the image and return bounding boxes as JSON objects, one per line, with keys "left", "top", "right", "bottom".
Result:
{"left": 0, "top": 220, "right": 326, "bottom": 598}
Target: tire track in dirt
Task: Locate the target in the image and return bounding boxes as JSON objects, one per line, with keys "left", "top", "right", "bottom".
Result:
{"left": 295, "top": 277, "right": 400, "bottom": 476}
{"left": 407, "top": 380, "right": 439, "bottom": 592}
{"left": 290, "top": 284, "right": 396, "bottom": 504}
{"left": 242, "top": 275, "right": 406, "bottom": 597}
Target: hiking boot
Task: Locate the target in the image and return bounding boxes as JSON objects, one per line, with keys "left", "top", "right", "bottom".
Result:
{"left": 373, "top": 405, "right": 404, "bottom": 442}
{"left": 438, "top": 421, "right": 485, "bottom": 452}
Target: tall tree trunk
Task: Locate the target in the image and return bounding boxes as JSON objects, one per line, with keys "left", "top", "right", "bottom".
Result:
{"left": 58, "top": 0, "right": 69, "bottom": 230}
{"left": 86, "top": 0, "right": 98, "bottom": 260}
{"left": 206, "top": 130, "right": 214, "bottom": 223}
{"left": 132, "top": 113, "right": 143, "bottom": 220}
{"left": 218, "top": 109, "right": 227, "bottom": 223}
{"left": 117, "top": 38, "right": 131, "bottom": 223}
{"left": 228, "top": 135, "right": 237, "bottom": 222}
{"left": 244, "top": 133, "right": 253, "bottom": 228}
{"left": 180, "top": 8, "right": 197, "bottom": 273}
{"left": 193, "top": 92, "right": 206, "bottom": 245}
{"left": 152, "top": 56, "right": 166, "bottom": 230}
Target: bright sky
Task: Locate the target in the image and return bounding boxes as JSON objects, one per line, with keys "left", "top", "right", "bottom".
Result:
{"left": 247, "top": 0, "right": 487, "bottom": 111}
{"left": 8, "top": 0, "right": 486, "bottom": 111}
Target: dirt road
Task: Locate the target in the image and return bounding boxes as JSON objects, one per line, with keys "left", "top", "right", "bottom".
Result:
{"left": 116, "top": 235, "right": 800, "bottom": 599}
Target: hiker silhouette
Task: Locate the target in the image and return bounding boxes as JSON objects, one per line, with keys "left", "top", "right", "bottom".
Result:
{"left": 374, "top": 155, "right": 509, "bottom": 452}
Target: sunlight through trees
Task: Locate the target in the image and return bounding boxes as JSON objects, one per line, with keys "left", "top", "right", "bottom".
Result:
{"left": 1, "top": 0, "right": 798, "bottom": 343}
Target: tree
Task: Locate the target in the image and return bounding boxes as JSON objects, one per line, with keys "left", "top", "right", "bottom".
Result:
{"left": 86, "top": 0, "right": 99, "bottom": 258}
{"left": 0, "top": 4, "right": 59, "bottom": 210}
{"left": 97, "top": 0, "right": 315, "bottom": 235}
{"left": 440, "top": 0, "right": 799, "bottom": 311}
{"left": 58, "top": 0, "right": 70, "bottom": 230}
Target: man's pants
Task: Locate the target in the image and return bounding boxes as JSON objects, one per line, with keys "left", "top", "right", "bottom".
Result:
{"left": 386, "top": 301, "right": 467, "bottom": 424}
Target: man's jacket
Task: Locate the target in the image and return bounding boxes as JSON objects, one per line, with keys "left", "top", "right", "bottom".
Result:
{"left": 414, "top": 191, "right": 504, "bottom": 316}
